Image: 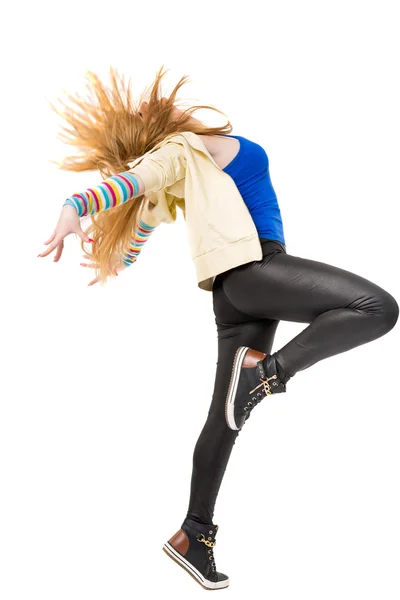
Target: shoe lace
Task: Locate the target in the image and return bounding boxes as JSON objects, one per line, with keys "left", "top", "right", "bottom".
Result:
{"left": 242, "top": 373, "right": 286, "bottom": 424}
{"left": 197, "top": 524, "right": 219, "bottom": 573}
{"left": 243, "top": 391, "right": 263, "bottom": 418}
{"left": 249, "top": 374, "right": 278, "bottom": 397}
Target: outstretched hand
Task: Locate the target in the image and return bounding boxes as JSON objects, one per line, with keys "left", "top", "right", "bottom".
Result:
{"left": 38, "top": 204, "right": 128, "bottom": 286}
{"left": 80, "top": 252, "right": 127, "bottom": 286}
{"left": 37, "top": 205, "right": 94, "bottom": 262}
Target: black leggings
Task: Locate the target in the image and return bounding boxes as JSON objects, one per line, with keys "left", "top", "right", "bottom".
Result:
{"left": 185, "top": 238, "right": 399, "bottom": 524}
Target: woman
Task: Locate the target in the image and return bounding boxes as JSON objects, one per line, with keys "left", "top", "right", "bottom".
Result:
{"left": 38, "top": 66, "right": 399, "bottom": 591}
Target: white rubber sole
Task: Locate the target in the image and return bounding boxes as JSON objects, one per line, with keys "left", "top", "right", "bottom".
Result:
{"left": 225, "top": 346, "right": 250, "bottom": 431}
{"left": 163, "top": 541, "right": 230, "bottom": 590}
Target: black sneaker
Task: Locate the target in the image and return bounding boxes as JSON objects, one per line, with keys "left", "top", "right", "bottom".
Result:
{"left": 163, "top": 518, "right": 229, "bottom": 590}
{"left": 225, "top": 346, "right": 287, "bottom": 431}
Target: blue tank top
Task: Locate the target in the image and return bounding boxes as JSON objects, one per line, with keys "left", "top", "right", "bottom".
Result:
{"left": 221, "top": 135, "right": 286, "bottom": 245}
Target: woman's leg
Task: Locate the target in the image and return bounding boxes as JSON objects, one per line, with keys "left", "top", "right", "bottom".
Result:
{"left": 185, "top": 274, "right": 280, "bottom": 524}
{"left": 185, "top": 241, "right": 398, "bottom": 525}
{"left": 222, "top": 244, "right": 399, "bottom": 382}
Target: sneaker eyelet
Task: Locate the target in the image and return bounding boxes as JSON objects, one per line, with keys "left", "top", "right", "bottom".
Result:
{"left": 248, "top": 401, "right": 252, "bottom": 406}
{"left": 208, "top": 537, "right": 212, "bottom": 541}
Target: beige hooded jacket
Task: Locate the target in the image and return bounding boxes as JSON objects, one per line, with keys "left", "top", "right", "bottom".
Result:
{"left": 127, "top": 130, "right": 263, "bottom": 292}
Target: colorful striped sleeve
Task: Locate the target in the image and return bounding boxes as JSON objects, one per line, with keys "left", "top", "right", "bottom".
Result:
{"left": 121, "top": 219, "right": 157, "bottom": 267}
{"left": 63, "top": 172, "right": 140, "bottom": 217}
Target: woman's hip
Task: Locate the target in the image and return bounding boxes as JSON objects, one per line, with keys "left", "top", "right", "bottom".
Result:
{"left": 213, "top": 240, "right": 399, "bottom": 325}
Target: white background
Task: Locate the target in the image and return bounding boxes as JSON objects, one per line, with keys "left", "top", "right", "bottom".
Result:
{"left": 1, "top": 1, "right": 399, "bottom": 598}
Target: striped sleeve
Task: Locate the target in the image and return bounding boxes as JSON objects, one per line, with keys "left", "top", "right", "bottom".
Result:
{"left": 121, "top": 219, "right": 157, "bottom": 267}
{"left": 63, "top": 172, "right": 140, "bottom": 217}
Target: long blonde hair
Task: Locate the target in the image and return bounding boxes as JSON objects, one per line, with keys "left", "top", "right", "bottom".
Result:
{"left": 48, "top": 65, "right": 233, "bottom": 285}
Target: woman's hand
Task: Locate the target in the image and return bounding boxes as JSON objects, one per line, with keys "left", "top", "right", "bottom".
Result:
{"left": 37, "top": 205, "right": 94, "bottom": 262}
{"left": 80, "top": 253, "right": 128, "bottom": 287}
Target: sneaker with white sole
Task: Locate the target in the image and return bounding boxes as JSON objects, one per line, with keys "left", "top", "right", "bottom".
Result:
{"left": 225, "top": 347, "right": 287, "bottom": 431}
{"left": 163, "top": 518, "right": 229, "bottom": 590}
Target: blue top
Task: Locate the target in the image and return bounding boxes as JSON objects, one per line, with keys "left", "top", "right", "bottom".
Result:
{"left": 221, "top": 135, "right": 286, "bottom": 246}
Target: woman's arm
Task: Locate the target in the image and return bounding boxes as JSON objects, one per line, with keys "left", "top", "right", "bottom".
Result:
{"left": 63, "top": 172, "right": 145, "bottom": 217}
{"left": 63, "top": 140, "right": 185, "bottom": 217}
{"left": 120, "top": 201, "right": 161, "bottom": 267}
{"left": 121, "top": 217, "right": 157, "bottom": 267}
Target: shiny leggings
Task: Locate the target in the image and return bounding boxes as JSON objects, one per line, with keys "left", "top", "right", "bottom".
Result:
{"left": 185, "top": 238, "right": 399, "bottom": 524}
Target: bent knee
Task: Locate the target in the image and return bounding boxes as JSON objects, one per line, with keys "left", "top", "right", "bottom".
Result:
{"left": 377, "top": 291, "right": 399, "bottom": 334}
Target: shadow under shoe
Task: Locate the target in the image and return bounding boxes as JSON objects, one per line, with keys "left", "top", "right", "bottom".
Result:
{"left": 163, "top": 518, "right": 229, "bottom": 590}
{"left": 225, "top": 347, "right": 287, "bottom": 431}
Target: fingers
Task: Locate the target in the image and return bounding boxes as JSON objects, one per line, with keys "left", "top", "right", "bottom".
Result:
{"left": 38, "top": 232, "right": 93, "bottom": 260}
{"left": 81, "top": 262, "right": 119, "bottom": 278}
{"left": 76, "top": 228, "right": 94, "bottom": 243}
{"left": 38, "top": 236, "right": 63, "bottom": 258}
{"left": 53, "top": 241, "right": 64, "bottom": 263}
{"left": 43, "top": 230, "right": 56, "bottom": 245}
{"left": 88, "top": 276, "right": 100, "bottom": 287}
{"left": 87, "top": 272, "right": 118, "bottom": 285}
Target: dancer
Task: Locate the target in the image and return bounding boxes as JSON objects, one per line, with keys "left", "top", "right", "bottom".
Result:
{"left": 38, "top": 66, "right": 399, "bottom": 590}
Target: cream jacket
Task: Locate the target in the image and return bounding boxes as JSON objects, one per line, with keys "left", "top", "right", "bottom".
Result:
{"left": 127, "top": 131, "right": 263, "bottom": 292}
